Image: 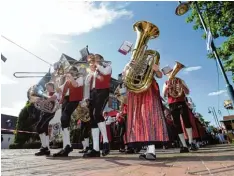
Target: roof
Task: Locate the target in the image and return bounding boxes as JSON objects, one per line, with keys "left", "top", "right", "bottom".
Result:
{"left": 223, "top": 115, "right": 234, "bottom": 121}
{"left": 220, "top": 119, "right": 234, "bottom": 122}
{"left": 61, "top": 53, "right": 77, "bottom": 64}
{"left": 1, "top": 114, "right": 17, "bottom": 134}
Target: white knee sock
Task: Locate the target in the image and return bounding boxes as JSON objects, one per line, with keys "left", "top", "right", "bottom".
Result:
{"left": 98, "top": 122, "right": 109, "bottom": 143}
{"left": 92, "top": 128, "right": 100, "bottom": 151}
{"left": 63, "top": 128, "right": 71, "bottom": 147}
{"left": 82, "top": 141, "right": 86, "bottom": 149}
{"left": 39, "top": 133, "right": 46, "bottom": 148}
{"left": 178, "top": 133, "right": 187, "bottom": 147}
{"left": 84, "top": 138, "right": 89, "bottom": 148}
{"left": 147, "top": 145, "right": 155, "bottom": 154}
{"left": 186, "top": 128, "right": 193, "bottom": 144}
{"left": 196, "top": 142, "right": 200, "bottom": 148}
{"left": 61, "top": 130, "right": 66, "bottom": 149}
{"left": 45, "top": 135, "right": 50, "bottom": 149}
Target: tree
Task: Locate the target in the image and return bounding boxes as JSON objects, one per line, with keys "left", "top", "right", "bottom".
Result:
{"left": 186, "top": 1, "right": 234, "bottom": 81}
{"left": 14, "top": 102, "right": 39, "bottom": 145}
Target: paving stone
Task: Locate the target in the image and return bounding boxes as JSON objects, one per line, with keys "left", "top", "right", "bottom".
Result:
{"left": 1, "top": 144, "right": 234, "bottom": 176}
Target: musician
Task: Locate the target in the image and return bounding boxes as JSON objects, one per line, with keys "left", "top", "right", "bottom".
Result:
{"left": 83, "top": 54, "right": 112, "bottom": 158}
{"left": 115, "top": 74, "right": 137, "bottom": 154}
{"left": 116, "top": 112, "right": 126, "bottom": 152}
{"left": 162, "top": 66, "right": 197, "bottom": 152}
{"left": 34, "top": 82, "right": 59, "bottom": 156}
{"left": 53, "top": 66, "right": 84, "bottom": 157}
{"left": 181, "top": 97, "right": 200, "bottom": 148}
{"left": 122, "top": 60, "right": 169, "bottom": 160}
{"left": 103, "top": 111, "right": 115, "bottom": 143}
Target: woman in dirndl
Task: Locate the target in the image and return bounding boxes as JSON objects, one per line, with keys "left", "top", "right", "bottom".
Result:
{"left": 122, "top": 61, "right": 170, "bottom": 160}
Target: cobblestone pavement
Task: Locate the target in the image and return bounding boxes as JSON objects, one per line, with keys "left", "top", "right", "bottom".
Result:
{"left": 1, "top": 144, "right": 234, "bottom": 176}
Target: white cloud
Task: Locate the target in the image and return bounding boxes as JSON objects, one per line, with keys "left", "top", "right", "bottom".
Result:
{"left": 208, "top": 90, "right": 227, "bottom": 96}
{"left": 1, "top": 75, "right": 18, "bottom": 85}
{"left": 50, "top": 38, "right": 71, "bottom": 44}
{"left": 49, "top": 44, "right": 59, "bottom": 51}
{"left": 184, "top": 66, "right": 202, "bottom": 72}
{"left": 2, "top": 0, "right": 133, "bottom": 46}
{"left": 1, "top": 0, "right": 133, "bottom": 115}
{"left": 1, "top": 101, "right": 26, "bottom": 117}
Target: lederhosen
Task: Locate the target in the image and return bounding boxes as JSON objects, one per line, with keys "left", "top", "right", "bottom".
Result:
{"left": 166, "top": 79, "right": 191, "bottom": 134}
{"left": 60, "top": 81, "right": 83, "bottom": 129}
{"left": 80, "top": 121, "right": 91, "bottom": 141}
{"left": 89, "top": 71, "right": 111, "bottom": 128}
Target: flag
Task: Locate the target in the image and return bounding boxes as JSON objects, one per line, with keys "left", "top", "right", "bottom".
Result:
{"left": 1, "top": 54, "right": 7, "bottom": 62}
{"left": 206, "top": 29, "right": 213, "bottom": 53}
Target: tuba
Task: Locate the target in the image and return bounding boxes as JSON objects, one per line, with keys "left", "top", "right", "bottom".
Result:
{"left": 28, "top": 85, "right": 59, "bottom": 113}
{"left": 71, "top": 62, "right": 91, "bottom": 123}
{"left": 73, "top": 100, "right": 90, "bottom": 122}
{"left": 167, "top": 61, "right": 185, "bottom": 98}
{"left": 123, "top": 21, "right": 160, "bottom": 93}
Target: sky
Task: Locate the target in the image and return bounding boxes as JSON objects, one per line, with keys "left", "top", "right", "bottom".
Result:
{"left": 1, "top": 0, "right": 233, "bottom": 126}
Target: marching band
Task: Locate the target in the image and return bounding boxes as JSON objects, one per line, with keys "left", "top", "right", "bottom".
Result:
{"left": 21, "top": 20, "right": 210, "bottom": 161}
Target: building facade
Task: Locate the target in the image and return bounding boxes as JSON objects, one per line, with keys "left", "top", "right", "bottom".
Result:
{"left": 1, "top": 114, "right": 17, "bottom": 149}
{"left": 104, "top": 77, "right": 120, "bottom": 112}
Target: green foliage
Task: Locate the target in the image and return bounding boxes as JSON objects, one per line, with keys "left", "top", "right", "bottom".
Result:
{"left": 9, "top": 142, "right": 41, "bottom": 149}
{"left": 186, "top": 1, "right": 234, "bottom": 81}
{"left": 14, "top": 102, "right": 39, "bottom": 145}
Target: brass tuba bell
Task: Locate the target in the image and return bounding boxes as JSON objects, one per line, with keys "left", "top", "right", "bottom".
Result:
{"left": 168, "top": 61, "right": 186, "bottom": 98}
{"left": 123, "top": 21, "right": 160, "bottom": 93}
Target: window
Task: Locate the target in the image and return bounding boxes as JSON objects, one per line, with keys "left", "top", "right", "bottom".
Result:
{"left": 111, "top": 98, "right": 118, "bottom": 110}
{"left": 107, "top": 95, "right": 120, "bottom": 110}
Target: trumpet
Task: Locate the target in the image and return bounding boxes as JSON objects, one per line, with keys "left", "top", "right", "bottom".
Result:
{"left": 13, "top": 61, "right": 89, "bottom": 78}
{"left": 13, "top": 72, "right": 51, "bottom": 78}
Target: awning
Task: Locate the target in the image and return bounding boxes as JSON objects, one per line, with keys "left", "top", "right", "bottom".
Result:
{"left": 220, "top": 119, "right": 234, "bottom": 122}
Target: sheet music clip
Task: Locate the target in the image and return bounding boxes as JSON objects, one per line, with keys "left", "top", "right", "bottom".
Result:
{"left": 118, "top": 41, "right": 133, "bottom": 55}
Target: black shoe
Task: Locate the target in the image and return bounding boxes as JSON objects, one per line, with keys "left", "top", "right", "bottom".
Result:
{"left": 180, "top": 147, "right": 189, "bottom": 153}
{"left": 119, "top": 148, "right": 125, "bottom": 153}
{"left": 139, "top": 153, "right": 156, "bottom": 160}
{"left": 35, "top": 147, "right": 50, "bottom": 156}
{"left": 83, "top": 149, "right": 100, "bottom": 158}
{"left": 125, "top": 148, "right": 135, "bottom": 154}
{"left": 189, "top": 143, "right": 198, "bottom": 151}
{"left": 53, "top": 145, "right": 73, "bottom": 157}
{"left": 79, "top": 147, "right": 89, "bottom": 153}
{"left": 102, "top": 142, "right": 110, "bottom": 156}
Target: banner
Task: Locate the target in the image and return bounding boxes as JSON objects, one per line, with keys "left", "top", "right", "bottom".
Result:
{"left": 206, "top": 29, "right": 213, "bottom": 53}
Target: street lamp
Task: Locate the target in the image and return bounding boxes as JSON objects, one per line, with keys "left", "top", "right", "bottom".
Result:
{"left": 208, "top": 107, "right": 221, "bottom": 128}
{"left": 175, "top": 1, "right": 234, "bottom": 104}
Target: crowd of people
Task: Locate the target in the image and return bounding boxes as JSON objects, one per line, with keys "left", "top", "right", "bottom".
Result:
{"left": 28, "top": 50, "right": 216, "bottom": 161}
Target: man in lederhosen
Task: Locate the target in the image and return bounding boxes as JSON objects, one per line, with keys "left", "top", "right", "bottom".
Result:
{"left": 34, "top": 82, "right": 60, "bottom": 156}
{"left": 83, "top": 54, "right": 112, "bottom": 158}
{"left": 162, "top": 66, "right": 197, "bottom": 153}
{"left": 53, "top": 66, "right": 84, "bottom": 157}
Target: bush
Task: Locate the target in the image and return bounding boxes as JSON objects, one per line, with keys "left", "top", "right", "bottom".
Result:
{"left": 9, "top": 142, "right": 41, "bottom": 149}
{"left": 9, "top": 143, "right": 23, "bottom": 149}
{"left": 23, "top": 142, "right": 41, "bottom": 149}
